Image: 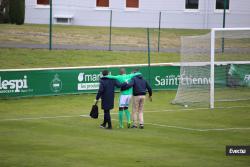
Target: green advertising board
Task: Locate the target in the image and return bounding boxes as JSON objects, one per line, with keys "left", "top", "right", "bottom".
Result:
{"left": 0, "top": 63, "right": 249, "bottom": 98}
{"left": 0, "top": 64, "right": 180, "bottom": 98}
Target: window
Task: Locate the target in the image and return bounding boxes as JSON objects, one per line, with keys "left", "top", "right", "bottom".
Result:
{"left": 185, "top": 0, "right": 199, "bottom": 9}
{"left": 56, "top": 18, "right": 68, "bottom": 23}
{"left": 126, "top": 0, "right": 139, "bottom": 8}
{"left": 54, "top": 15, "right": 73, "bottom": 25}
{"left": 96, "top": 0, "right": 109, "bottom": 7}
{"left": 216, "top": 0, "right": 229, "bottom": 10}
{"left": 37, "top": 0, "right": 49, "bottom": 5}
{"left": 56, "top": 18, "right": 72, "bottom": 24}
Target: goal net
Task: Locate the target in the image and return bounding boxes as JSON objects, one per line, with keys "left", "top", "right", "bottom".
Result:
{"left": 172, "top": 28, "right": 250, "bottom": 108}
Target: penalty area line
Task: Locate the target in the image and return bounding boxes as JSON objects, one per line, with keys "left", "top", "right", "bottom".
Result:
{"left": 0, "top": 115, "right": 86, "bottom": 121}
{"left": 144, "top": 122, "right": 250, "bottom": 132}
{"left": 111, "top": 118, "right": 250, "bottom": 132}
{"left": 1, "top": 104, "right": 249, "bottom": 122}
{"left": 1, "top": 115, "right": 249, "bottom": 132}
{"left": 1, "top": 105, "right": 250, "bottom": 132}
{"left": 148, "top": 105, "right": 250, "bottom": 113}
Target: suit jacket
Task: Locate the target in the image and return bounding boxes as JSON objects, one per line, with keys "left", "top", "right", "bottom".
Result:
{"left": 122, "top": 75, "right": 152, "bottom": 96}
{"left": 96, "top": 77, "right": 124, "bottom": 110}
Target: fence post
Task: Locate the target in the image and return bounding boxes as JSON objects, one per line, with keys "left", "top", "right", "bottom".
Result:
{"left": 147, "top": 28, "right": 151, "bottom": 85}
{"left": 109, "top": 10, "right": 112, "bottom": 51}
{"left": 49, "top": 0, "right": 53, "bottom": 50}
{"left": 157, "top": 11, "right": 162, "bottom": 53}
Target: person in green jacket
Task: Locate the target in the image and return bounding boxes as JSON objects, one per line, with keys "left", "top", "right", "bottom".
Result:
{"left": 105, "top": 68, "right": 141, "bottom": 128}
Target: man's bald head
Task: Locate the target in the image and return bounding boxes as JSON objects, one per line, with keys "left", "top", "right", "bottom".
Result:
{"left": 119, "top": 68, "right": 126, "bottom": 75}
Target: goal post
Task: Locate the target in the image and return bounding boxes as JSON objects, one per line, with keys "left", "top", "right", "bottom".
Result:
{"left": 173, "top": 27, "right": 250, "bottom": 109}
{"left": 210, "top": 28, "right": 215, "bottom": 109}
{"left": 210, "top": 28, "right": 250, "bottom": 109}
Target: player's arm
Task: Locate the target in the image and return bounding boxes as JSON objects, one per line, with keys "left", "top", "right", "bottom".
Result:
{"left": 104, "top": 75, "right": 119, "bottom": 80}
{"left": 127, "top": 72, "right": 142, "bottom": 79}
{"left": 121, "top": 78, "right": 135, "bottom": 91}
{"left": 146, "top": 81, "right": 153, "bottom": 101}
{"left": 114, "top": 79, "right": 126, "bottom": 88}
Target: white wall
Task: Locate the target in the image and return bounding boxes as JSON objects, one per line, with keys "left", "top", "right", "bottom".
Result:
{"left": 25, "top": 0, "right": 250, "bottom": 29}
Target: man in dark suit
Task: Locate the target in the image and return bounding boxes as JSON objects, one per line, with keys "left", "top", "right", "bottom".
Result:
{"left": 96, "top": 69, "right": 125, "bottom": 129}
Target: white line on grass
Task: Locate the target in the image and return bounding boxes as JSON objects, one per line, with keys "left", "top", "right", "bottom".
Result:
{"left": 0, "top": 115, "right": 85, "bottom": 121}
{"left": 111, "top": 118, "right": 250, "bottom": 132}
{"left": 144, "top": 123, "right": 250, "bottom": 132}
{"left": 161, "top": 105, "right": 250, "bottom": 112}
{"left": 1, "top": 114, "right": 249, "bottom": 132}
{"left": 145, "top": 122, "right": 206, "bottom": 132}
{"left": 1, "top": 105, "right": 250, "bottom": 132}
{"left": 136, "top": 105, "right": 250, "bottom": 114}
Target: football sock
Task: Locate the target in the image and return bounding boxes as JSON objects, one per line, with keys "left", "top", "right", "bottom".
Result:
{"left": 124, "top": 109, "right": 131, "bottom": 124}
{"left": 119, "top": 110, "right": 123, "bottom": 128}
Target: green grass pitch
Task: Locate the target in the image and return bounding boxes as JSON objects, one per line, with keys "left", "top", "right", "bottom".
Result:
{"left": 0, "top": 25, "right": 249, "bottom": 166}
{"left": 0, "top": 91, "right": 249, "bottom": 167}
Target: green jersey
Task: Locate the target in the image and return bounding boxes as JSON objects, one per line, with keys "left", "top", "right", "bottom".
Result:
{"left": 106, "top": 72, "right": 141, "bottom": 95}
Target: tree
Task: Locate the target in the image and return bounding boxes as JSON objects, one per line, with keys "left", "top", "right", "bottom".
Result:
{"left": 15, "top": 0, "right": 24, "bottom": 25}
{"left": 9, "top": 0, "right": 16, "bottom": 24}
{"left": 0, "top": 0, "right": 10, "bottom": 23}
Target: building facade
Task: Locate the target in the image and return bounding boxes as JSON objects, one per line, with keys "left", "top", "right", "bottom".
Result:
{"left": 25, "top": 0, "right": 250, "bottom": 29}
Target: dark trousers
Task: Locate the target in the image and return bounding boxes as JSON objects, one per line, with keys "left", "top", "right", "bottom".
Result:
{"left": 103, "top": 110, "right": 112, "bottom": 128}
